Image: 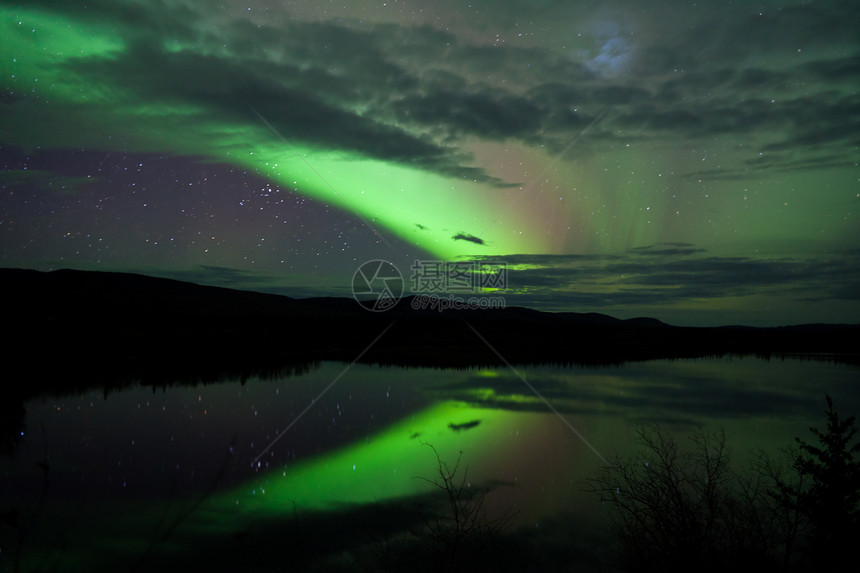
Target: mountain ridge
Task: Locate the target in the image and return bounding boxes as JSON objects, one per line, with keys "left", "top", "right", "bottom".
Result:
{"left": 4, "top": 268, "right": 858, "bottom": 378}
{"left": 2, "top": 267, "right": 858, "bottom": 414}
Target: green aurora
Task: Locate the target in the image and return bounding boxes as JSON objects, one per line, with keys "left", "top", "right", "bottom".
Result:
{"left": 2, "top": 8, "right": 537, "bottom": 260}
{"left": 2, "top": 0, "right": 859, "bottom": 324}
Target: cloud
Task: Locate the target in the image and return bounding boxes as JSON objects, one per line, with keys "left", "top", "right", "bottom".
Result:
{"left": 63, "top": 39, "right": 511, "bottom": 184}
{"left": 467, "top": 246, "right": 860, "bottom": 311}
{"left": 391, "top": 89, "right": 544, "bottom": 141}
{"left": 0, "top": 168, "right": 92, "bottom": 194}
{"left": 8, "top": 0, "right": 860, "bottom": 183}
{"left": 452, "top": 233, "right": 486, "bottom": 245}
{"left": 628, "top": 243, "right": 707, "bottom": 257}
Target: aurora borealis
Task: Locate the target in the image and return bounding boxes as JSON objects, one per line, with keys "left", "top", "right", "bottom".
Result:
{"left": 2, "top": 0, "right": 858, "bottom": 325}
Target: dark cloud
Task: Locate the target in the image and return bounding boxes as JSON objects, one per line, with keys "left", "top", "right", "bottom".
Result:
{"left": 804, "top": 54, "right": 860, "bottom": 82}
{"left": 15, "top": 0, "right": 199, "bottom": 35}
{"left": 467, "top": 253, "right": 619, "bottom": 265}
{"left": 467, "top": 247, "right": 860, "bottom": 313}
{"left": 0, "top": 168, "right": 92, "bottom": 194}
{"left": 391, "top": 89, "right": 543, "bottom": 141}
{"left": 452, "top": 233, "right": 486, "bottom": 245}
{"left": 10, "top": 0, "right": 860, "bottom": 181}
{"left": 64, "top": 39, "right": 512, "bottom": 185}
{"left": 635, "top": 0, "right": 860, "bottom": 73}
{"left": 628, "top": 244, "right": 707, "bottom": 257}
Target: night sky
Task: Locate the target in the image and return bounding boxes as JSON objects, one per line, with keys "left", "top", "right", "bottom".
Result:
{"left": 2, "top": 0, "right": 858, "bottom": 326}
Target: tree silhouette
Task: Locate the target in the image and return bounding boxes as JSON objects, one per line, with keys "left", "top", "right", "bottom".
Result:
{"left": 776, "top": 395, "right": 860, "bottom": 571}
{"left": 412, "top": 443, "right": 511, "bottom": 572}
{"left": 364, "top": 444, "right": 513, "bottom": 572}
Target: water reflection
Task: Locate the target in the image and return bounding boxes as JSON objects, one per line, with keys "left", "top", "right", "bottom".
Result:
{"left": 430, "top": 358, "right": 858, "bottom": 424}
{"left": 2, "top": 357, "right": 858, "bottom": 571}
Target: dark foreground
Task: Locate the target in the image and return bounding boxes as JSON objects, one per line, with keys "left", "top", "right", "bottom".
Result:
{"left": 4, "top": 267, "right": 858, "bottom": 399}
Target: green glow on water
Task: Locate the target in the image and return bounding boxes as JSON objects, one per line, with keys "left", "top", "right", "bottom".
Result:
{"left": 210, "top": 401, "right": 537, "bottom": 522}
{"left": 12, "top": 399, "right": 550, "bottom": 572}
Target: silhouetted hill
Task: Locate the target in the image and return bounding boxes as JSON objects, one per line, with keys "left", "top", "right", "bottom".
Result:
{"left": 3, "top": 268, "right": 858, "bottom": 403}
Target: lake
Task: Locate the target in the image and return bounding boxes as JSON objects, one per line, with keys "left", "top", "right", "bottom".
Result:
{"left": 2, "top": 356, "right": 858, "bottom": 571}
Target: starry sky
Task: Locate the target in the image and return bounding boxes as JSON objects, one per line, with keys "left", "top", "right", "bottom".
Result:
{"left": 2, "top": 0, "right": 858, "bottom": 326}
